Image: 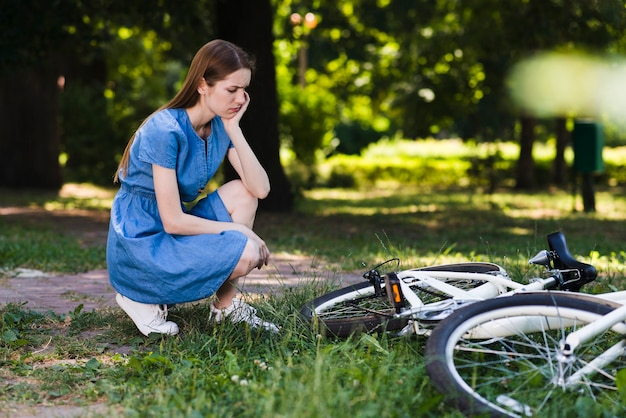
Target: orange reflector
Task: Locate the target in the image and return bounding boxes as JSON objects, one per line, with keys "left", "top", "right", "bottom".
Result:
{"left": 392, "top": 284, "right": 402, "bottom": 303}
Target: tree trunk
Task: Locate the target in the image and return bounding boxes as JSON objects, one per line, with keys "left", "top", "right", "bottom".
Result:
{"left": 515, "top": 116, "right": 536, "bottom": 189}
{"left": 216, "top": 0, "right": 294, "bottom": 212}
{"left": 0, "top": 66, "right": 62, "bottom": 189}
{"left": 552, "top": 117, "right": 569, "bottom": 186}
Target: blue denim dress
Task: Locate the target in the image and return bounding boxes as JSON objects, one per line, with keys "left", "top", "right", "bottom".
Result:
{"left": 106, "top": 109, "right": 248, "bottom": 304}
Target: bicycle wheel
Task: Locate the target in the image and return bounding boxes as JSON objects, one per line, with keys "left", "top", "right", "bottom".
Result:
{"left": 425, "top": 292, "right": 626, "bottom": 418}
{"left": 300, "top": 262, "right": 505, "bottom": 337}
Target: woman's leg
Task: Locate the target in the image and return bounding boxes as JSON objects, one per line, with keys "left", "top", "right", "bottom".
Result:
{"left": 214, "top": 180, "right": 262, "bottom": 309}
{"left": 216, "top": 179, "right": 258, "bottom": 229}
{"left": 214, "top": 238, "right": 263, "bottom": 308}
{"left": 210, "top": 238, "right": 279, "bottom": 332}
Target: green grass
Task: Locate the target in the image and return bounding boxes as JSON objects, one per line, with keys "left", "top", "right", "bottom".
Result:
{"left": 0, "top": 221, "right": 105, "bottom": 275}
{"left": 257, "top": 186, "right": 626, "bottom": 292}
{"left": 0, "top": 290, "right": 455, "bottom": 418}
{"left": 3, "top": 141, "right": 626, "bottom": 416}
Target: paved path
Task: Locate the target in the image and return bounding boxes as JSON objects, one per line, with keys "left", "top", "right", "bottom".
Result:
{"left": 0, "top": 254, "right": 363, "bottom": 314}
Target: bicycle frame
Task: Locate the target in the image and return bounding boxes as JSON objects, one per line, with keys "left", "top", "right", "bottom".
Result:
{"left": 392, "top": 267, "right": 626, "bottom": 341}
{"left": 561, "top": 306, "right": 626, "bottom": 386}
{"left": 303, "top": 231, "right": 610, "bottom": 352}
{"left": 391, "top": 268, "right": 559, "bottom": 327}
{"left": 550, "top": 293, "right": 626, "bottom": 387}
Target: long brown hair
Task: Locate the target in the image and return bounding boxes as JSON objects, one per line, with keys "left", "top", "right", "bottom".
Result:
{"left": 114, "top": 39, "right": 255, "bottom": 182}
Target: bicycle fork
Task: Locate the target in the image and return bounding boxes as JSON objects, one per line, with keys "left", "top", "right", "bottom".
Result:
{"left": 556, "top": 303, "right": 626, "bottom": 387}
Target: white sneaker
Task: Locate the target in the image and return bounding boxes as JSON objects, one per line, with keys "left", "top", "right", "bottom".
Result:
{"left": 210, "top": 298, "right": 279, "bottom": 333}
{"left": 116, "top": 293, "right": 179, "bottom": 337}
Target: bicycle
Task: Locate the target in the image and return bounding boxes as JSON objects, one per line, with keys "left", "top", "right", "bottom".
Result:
{"left": 300, "top": 231, "right": 624, "bottom": 417}
{"left": 424, "top": 289, "right": 626, "bottom": 417}
{"left": 300, "top": 231, "right": 597, "bottom": 338}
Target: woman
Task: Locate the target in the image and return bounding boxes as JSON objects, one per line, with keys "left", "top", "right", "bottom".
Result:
{"left": 106, "top": 39, "right": 278, "bottom": 336}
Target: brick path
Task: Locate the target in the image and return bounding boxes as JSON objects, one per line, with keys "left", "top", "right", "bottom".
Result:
{"left": 0, "top": 254, "right": 363, "bottom": 314}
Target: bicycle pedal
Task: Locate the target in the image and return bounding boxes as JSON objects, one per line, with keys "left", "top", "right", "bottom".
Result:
{"left": 385, "top": 272, "right": 406, "bottom": 313}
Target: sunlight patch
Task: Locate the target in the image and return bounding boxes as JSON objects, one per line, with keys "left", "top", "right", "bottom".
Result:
{"left": 5, "top": 268, "right": 51, "bottom": 278}
{"left": 508, "top": 52, "right": 626, "bottom": 126}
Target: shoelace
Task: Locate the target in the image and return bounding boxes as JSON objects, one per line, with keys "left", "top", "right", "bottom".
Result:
{"left": 152, "top": 305, "right": 167, "bottom": 324}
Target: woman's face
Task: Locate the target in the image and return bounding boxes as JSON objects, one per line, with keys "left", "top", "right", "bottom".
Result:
{"left": 205, "top": 68, "right": 251, "bottom": 119}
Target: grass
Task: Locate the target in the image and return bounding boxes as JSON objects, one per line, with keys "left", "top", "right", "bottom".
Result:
{"left": 258, "top": 186, "right": 626, "bottom": 292}
{"left": 0, "top": 292, "right": 451, "bottom": 418}
{"left": 2, "top": 141, "right": 626, "bottom": 416}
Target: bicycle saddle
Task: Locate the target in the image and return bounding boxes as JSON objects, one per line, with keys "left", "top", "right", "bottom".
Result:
{"left": 547, "top": 231, "right": 597, "bottom": 291}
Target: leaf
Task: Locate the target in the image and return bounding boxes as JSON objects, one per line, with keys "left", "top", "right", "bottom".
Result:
{"left": 1, "top": 329, "right": 18, "bottom": 343}
{"left": 616, "top": 368, "right": 626, "bottom": 402}
{"left": 357, "top": 334, "right": 389, "bottom": 355}
{"left": 127, "top": 355, "right": 143, "bottom": 372}
{"left": 85, "top": 358, "right": 101, "bottom": 370}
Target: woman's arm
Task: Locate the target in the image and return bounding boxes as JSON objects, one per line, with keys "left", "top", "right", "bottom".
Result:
{"left": 226, "top": 135, "right": 270, "bottom": 199}
{"left": 154, "top": 164, "right": 269, "bottom": 266}
{"left": 222, "top": 92, "right": 270, "bottom": 199}
{"left": 153, "top": 164, "right": 249, "bottom": 236}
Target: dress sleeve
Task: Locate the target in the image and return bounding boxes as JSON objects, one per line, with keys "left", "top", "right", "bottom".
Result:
{"left": 137, "top": 112, "right": 180, "bottom": 169}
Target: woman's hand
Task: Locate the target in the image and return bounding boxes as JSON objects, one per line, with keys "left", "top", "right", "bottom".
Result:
{"left": 223, "top": 91, "right": 250, "bottom": 132}
{"left": 240, "top": 227, "right": 270, "bottom": 268}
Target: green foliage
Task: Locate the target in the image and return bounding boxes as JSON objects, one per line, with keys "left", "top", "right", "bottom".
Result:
{"left": 60, "top": 82, "right": 118, "bottom": 183}
{"left": 7, "top": 0, "right": 626, "bottom": 190}
{"left": 279, "top": 82, "right": 338, "bottom": 164}
{"left": 295, "top": 138, "right": 626, "bottom": 191}
{"left": 60, "top": 27, "right": 183, "bottom": 185}
{"left": 0, "top": 303, "right": 40, "bottom": 350}
{"left": 0, "top": 291, "right": 457, "bottom": 417}
{"left": 333, "top": 121, "right": 383, "bottom": 155}
{"left": 3, "top": 279, "right": 626, "bottom": 416}
{"left": 321, "top": 152, "right": 471, "bottom": 189}
{"left": 314, "top": 138, "right": 508, "bottom": 189}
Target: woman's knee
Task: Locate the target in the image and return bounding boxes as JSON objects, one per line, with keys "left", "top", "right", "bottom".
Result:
{"left": 219, "top": 180, "right": 258, "bottom": 227}
{"left": 220, "top": 180, "right": 257, "bottom": 207}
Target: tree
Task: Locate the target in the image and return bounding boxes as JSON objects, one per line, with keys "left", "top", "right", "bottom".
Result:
{"left": 216, "top": 0, "right": 294, "bottom": 211}
{"left": 0, "top": 0, "right": 169, "bottom": 189}
{"left": 0, "top": 65, "right": 63, "bottom": 189}
{"left": 278, "top": 0, "right": 626, "bottom": 189}
{"left": 0, "top": 0, "right": 80, "bottom": 189}
{"left": 0, "top": 0, "right": 293, "bottom": 211}
{"left": 553, "top": 118, "right": 569, "bottom": 186}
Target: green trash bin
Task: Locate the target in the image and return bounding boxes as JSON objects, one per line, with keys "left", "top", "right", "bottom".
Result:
{"left": 572, "top": 120, "right": 603, "bottom": 212}
{"left": 572, "top": 120, "right": 604, "bottom": 174}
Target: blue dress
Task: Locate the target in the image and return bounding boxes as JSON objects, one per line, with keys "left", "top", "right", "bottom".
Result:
{"left": 106, "top": 108, "right": 248, "bottom": 305}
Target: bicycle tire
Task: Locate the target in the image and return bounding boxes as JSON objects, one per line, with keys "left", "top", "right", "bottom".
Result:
{"left": 300, "top": 281, "right": 407, "bottom": 336}
{"left": 300, "top": 262, "right": 505, "bottom": 337}
{"left": 425, "top": 292, "right": 626, "bottom": 418}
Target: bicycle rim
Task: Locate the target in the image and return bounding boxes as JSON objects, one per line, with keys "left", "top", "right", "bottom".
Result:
{"left": 425, "top": 292, "right": 626, "bottom": 417}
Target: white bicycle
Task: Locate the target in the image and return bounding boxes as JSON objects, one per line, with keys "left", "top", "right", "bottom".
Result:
{"left": 301, "top": 232, "right": 626, "bottom": 416}
{"left": 301, "top": 231, "right": 597, "bottom": 338}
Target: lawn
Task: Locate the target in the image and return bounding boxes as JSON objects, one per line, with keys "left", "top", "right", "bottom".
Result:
{"left": 2, "top": 166, "right": 626, "bottom": 416}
